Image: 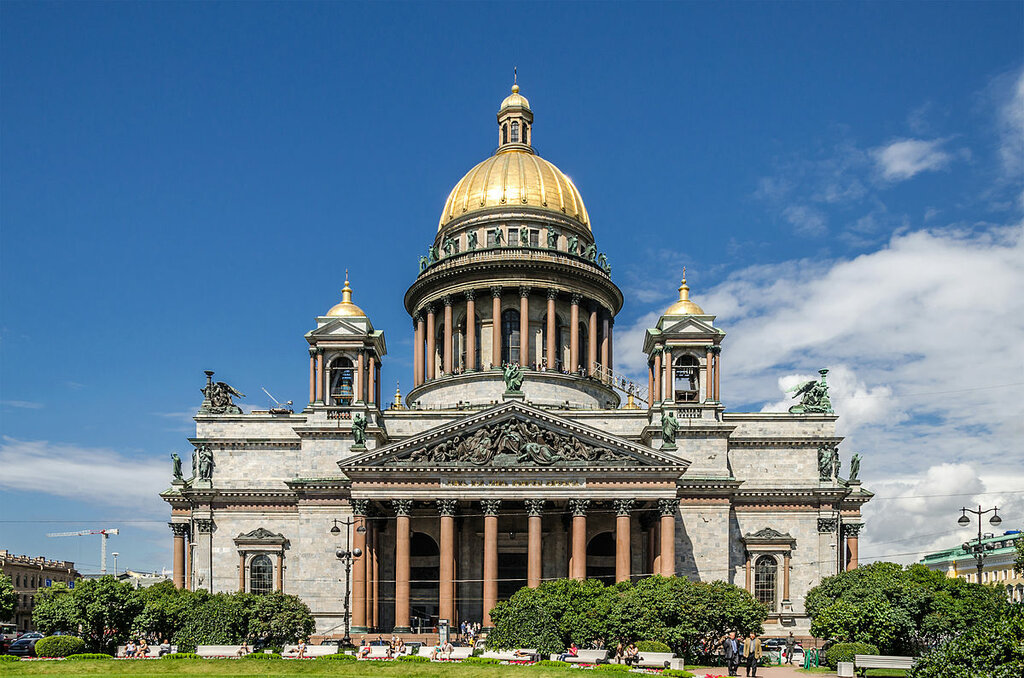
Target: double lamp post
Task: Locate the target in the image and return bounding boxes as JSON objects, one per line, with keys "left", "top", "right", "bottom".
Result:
{"left": 957, "top": 504, "right": 1002, "bottom": 581}
{"left": 330, "top": 517, "right": 366, "bottom": 648}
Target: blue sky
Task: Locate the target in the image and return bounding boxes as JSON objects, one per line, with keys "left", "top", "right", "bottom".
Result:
{"left": 2, "top": 2, "right": 1022, "bottom": 575}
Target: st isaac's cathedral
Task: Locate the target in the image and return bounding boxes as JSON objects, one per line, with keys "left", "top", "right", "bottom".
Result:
{"left": 162, "top": 84, "right": 872, "bottom": 638}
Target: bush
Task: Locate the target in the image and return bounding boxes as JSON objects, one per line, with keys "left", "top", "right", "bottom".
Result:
{"left": 663, "top": 671, "right": 694, "bottom": 678}
{"left": 535, "top": 659, "right": 570, "bottom": 668}
{"left": 318, "top": 652, "right": 356, "bottom": 660}
{"left": 162, "top": 652, "right": 202, "bottom": 659}
{"left": 0, "top": 655, "right": 20, "bottom": 662}
{"left": 910, "top": 604, "right": 1024, "bottom": 678}
{"left": 34, "top": 635, "right": 86, "bottom": 657}
{"left": 241, "top": 651, "right": 281, "bottom": 659}
{"left": 464, "top": 656, "right": 501, "bottom": 664}
{"left": 824, "top": 642, "right": 879, "bottom": 668}
{"left": 593, "top": 664, "right": 631, "bottom": 672}
{"left": 64, "top": 653, "right": 113, "bottom": 660}
{"left": 636, "top": 640, "right": 672, "bottom": 653}
{"left": 396, "top": 654, "right": 430, "bottom": 662}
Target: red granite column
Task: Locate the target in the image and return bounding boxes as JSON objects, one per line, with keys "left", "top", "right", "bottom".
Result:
{"left": 437, "top": 500, "right": 456, "bottom": 624}
{"left": 846, "top": 525, "right": 861, "bottom": 571}
{"left": 171, "top": 524, "right": 186, "bottom": 589}
{"left": 648, "top": 361, "right": 654, "bottom": 408}
{"left": 608, "top": 317, "right": 614, "bottom": 374}
{"left": 526, "top": 500, "right": 544, "bottom": 587}
{"left": 368, "top": 356, "right": 376, "bottom": 407}
{"left": 308, "top": 349, "right": 316, "bottom": 404}
{"left": 600, "top": 315, "right": 610, "bottom": 381}
{"left": 663, "top": 347, "right": 673, "bottom": 402}
{"left": 465, "top": 291, "right": 477, "bottom": 371}
{"left": 570, "top": 499, "right": 589, "bottom": 580}
{"left": 745, "top": 552, "right": 752, "bottom": 592}
{"left": 713, "top": 348, "right": 721, "bottom": 402}
{"left": 569, "top": 294, "right": 581, "bottom": 372}
{"left": 491, "top": 287, "right": 502, "bottom": 368}
{"left": 614, "top": 499, "right": 634, "bottom": 583}
{"left": 352, "top": 501, "right": 367, "bottom": 630}
{"left": 275, "top": 553, "right": 283, "bottom": 592}
{"left": 482, "top": 500, "right": 501, "bottom": 627}
{"left": 443, "top": 296, "right": 453, "bottom": 375}
{"left": 414, "top": 314, "right": 425, "bottom": 386}
{"left": 425, "top": 305, "right": 436, "bottom": 381}
{"left": 546, "top": 290, "right": 557, "bottom": 370}
{"left": 238, "top": 552, "right": 245, "bottom": 592}
{"left": 370, "top": 522, "right": 379, "bottom": 630}
{"left": 653, "top": 350, "right": 662, "bottom": 404}
{"left": 659, "top": 499, "right": 678, "bottom": 577}
{"left": 392, "top": 500, "right": 412, "bottom": 632}
{"left": 315, "top": 350, "right": 324, "bottom": 404}
{"left": 356, "top": 351, "right": 365, "bottom": 403}
{"left": 588, "top": 304, "right": 598, "bottom": 376}
{"left": 519, "top": 287, "right": 530, "bottom": 367}
{"left": 784, "top": 551, "right": 792, "bottom": 599}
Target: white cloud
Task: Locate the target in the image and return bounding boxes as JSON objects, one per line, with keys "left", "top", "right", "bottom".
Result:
{"left": 0, "top": 400, "right": 44, "bottom": 409}
{"left": 0, "top": 436, "right": 169, "bottom": 512}
{"left": 998, "top": 69, "right": 1024, "bottom": 177}
{"left": 872, "top": 138, "right": 953, "bottom": 181}
{"left": 782, "top": 205, "right": 828, "bottom": 236}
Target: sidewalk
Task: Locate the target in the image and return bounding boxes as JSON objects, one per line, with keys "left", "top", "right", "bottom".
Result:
{"left": 687, "top": 666, "right": 834, "bottom": 678}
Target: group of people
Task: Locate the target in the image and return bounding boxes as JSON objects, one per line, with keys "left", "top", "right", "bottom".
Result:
{"left": 122, "top": 638, "right": 173, "bottom": 658}
{"left": 457, "top": 620, "right": 481, "bottom": 644}
{"left": 611, "top": 641, "right": 641, "bottom": 664}
{"left": 720, "top": 631, "right": 763, "bottom": 677}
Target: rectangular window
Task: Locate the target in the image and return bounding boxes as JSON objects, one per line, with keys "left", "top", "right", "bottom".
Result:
{"left": 508, "top": 229, "right": 519, "bottom": 246}
{"left": 452, "top": 238, "right": 460, "bottom": 254}
{"left": 486, "top": 230, "right": 497, "bottom": 247}
{"left": 529, "top": 229, "right": 540, "bottom": 247}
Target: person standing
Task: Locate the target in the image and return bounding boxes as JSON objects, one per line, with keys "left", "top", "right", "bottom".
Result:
{"left": 742, "top": 632, "right": 762, "bottom": 677}
{"left": 723, "top": 631, "right": 740, "bottom": 677}
{"left": 785, "top": 632, "right": 796, "bottom": 665}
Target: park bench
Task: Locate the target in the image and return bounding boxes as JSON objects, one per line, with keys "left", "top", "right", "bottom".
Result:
{"left": 282, "top": 644, "right": 337, "bottom": 657}
{"left": 196, "top": 645, "right": 246, "bottom": 658}
{"left": 482, "top": 648, "right": 539, "bottom": 662}
{"left": 116, "top": 645, "right": 172, "bottom": 658}
{"left": 551, "top": 649, "right": 608, "bottom": 664}
{"left": 854, "top": 655, "right": 915, "bottom": 676}
{"left": 363, "top": 645, "right": 394, "bottom": 659}
{"left": 636, "top": 652, "right": 678, "bottom": 669}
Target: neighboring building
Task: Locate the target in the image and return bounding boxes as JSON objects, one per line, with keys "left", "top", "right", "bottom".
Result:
{"left": 921, "top": 530, "right": 1023, "bottom": 602}
{"left": 161, "top": 84, "right": 872, "bottom": 637}
{"left": 0, "top": 550, "right": 78, "bottom": 631}
{"left": 117, "top": 569, "right": 173, "bottom": 589}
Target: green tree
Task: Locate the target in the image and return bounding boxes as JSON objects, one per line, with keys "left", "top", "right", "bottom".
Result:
{"left": 171, "top": 590, "right": 250, "bottom": 652}
{"left": 1015, "top": 537, "right": 1024, "bottom": 575}
{"left": 806, "top": 562, "right": 1007, "bottom": 654}
{"left": 0, "top": 574, "right": 14, "bottom": 622}
{"left": 910, "top": 603, "right": 1024, "bottom": 678}
{"left": 131, "top": 580, "right": 197, "bottom": 642}
{"left": 242, "top": 592, "right": 316, "bottom": 647}
{"left": 32, "top": 577, "right": 142, "bottom": 653}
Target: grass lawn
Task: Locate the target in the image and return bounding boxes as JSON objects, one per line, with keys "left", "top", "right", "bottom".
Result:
{"left": 0, "top": 658, "right": 626, "bottom": 677}
{"left": 797, "top": 669, "right": 907, "bottom": 677}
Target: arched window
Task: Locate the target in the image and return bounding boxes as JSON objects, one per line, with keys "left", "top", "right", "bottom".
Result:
{"left": 501, "top": 309, "right": 520, "bottom": 365}
{"left": 674, "top": 355, "right": 700, "bottom": 402}
{"left": 250, "top": 554, "right": 273, "bottom": 594}
{"left": 510, "top": 121, "right": 519, "bottom": 143}
{"left": 523, "top": 124, "right": 529, "bottom": 145}
{"left": 502, "top": 124, "right": 508, "bottom": 145}
{"left": 754, "top": 556, "right": 777, "bottom": 610}
{"left": 330, "top": 357, "right": 355, "bottom": 406}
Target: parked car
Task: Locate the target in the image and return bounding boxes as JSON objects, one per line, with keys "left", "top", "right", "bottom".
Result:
{"left": 7, "top": 632, "right": 44, "bottom": 657}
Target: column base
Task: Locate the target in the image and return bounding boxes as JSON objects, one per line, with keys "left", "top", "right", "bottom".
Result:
{"left": 351, "top": 444, "right": 366, "bottom": 451}
{"left": 351, "top": 626, "right": 369, "bottom": 634}
{"left": 392, "top": 626, "right": 411, "bottom": 634}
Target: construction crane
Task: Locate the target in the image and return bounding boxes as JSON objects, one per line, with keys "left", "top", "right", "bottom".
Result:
{"left": 46, "top": 528, "right": 119, "bottom": 574}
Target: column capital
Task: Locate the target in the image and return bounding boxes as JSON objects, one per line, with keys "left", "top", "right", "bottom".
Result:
{"left": 613, "top": 499, "right": 635, "bottom": 517}
{"left": 413, "top": 312, "right": 423, "bottom": 323}
{"left": 425, "top": 303, "right": 436, "bottom": 315}
{"left": 169, "top": 522, "right": 190, "bottom": 537}
{"left": 658, "top": 498, "right": 679, "bottom": 516}
{"left": 651, "top": 346, "right": 663, "bottom": 356}
{"left": 570, "top": 293, "right": 583, "bottom": 305}
{"left": 524, "top": 499, "right": 545, "bottom": 517}
{"left": 442, "top": 295, "right": 453, "bottom": 307}
{"left": 436, "top": 499, "right": 458, "bottom": 517}
{"left": 480, "top": 499, "right": 502, "bottom": 516}
{"left": 843, "top": 523, "right": 864, "bottom": 536}
{"left": 519, "top": 286, "right": 532, "bottom": 298}
{"left": 195, "top": 519, "right": 215, "bottom": 534}
{"left": 547, "top": 288, "right": 559, "bottom": 300}
{"left": 464, "top": 289, "right": 476, "bottom": 301}
{"left": 708, "top": 344, "right": 722, "bottom": 355}
{"left": 491, "top": 285, "right": 503, "bottom": 298}
{"left": 309, "top": 346, "right": 321, "bottom": 357}
{"left": 817, "top": 517, "right": 838, "bottom": 533}
{"left": 351, "top": 499, "right": 370, "bottom": 516}
{"left": 608, "top": 316, "right": 615, "bottom": 327}
{"left": 392, "top": 499, "right": 414, "bottom": 517}
{"left": 569, "top": 498, "right": 590, "bottom": 517}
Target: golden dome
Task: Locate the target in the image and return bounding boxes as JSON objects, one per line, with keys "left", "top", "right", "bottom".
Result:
{"left": 326, "top": 272, "right": 368, "bottom": 318}
{"left": 438, "top": 150, "right": 590, "bottom": 231}
{"left": 500, "top": 83, "right": 531, "bottom": 111}
{"left": 664, "top": 270, "right": 705, "bottom": 315}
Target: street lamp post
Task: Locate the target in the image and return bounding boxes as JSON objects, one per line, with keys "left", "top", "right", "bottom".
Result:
{"left": 330, "top": 518, "right": 366, "bottom": 648}
{"left": 112, "top": 552, "right": 119, "bottom": 577}
{"left": 958, "top": 505, "right": 1002, "bottom": 581}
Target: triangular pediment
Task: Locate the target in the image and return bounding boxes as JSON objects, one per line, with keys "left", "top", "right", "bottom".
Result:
{"left": 306, "top": 318, "right": 375, "bottom": 339}
{"left": 341, "top": 400, "right": 689, "bottom": 471}
{"left": 659, "top": 316, "right": 718, "bottom": 336}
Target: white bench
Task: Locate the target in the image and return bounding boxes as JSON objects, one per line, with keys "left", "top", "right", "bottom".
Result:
{"left": 551, "top": 649, "right": 608, "bottom": 664}
{"left": 482, "top": 648, "right": 539, "bottom": 662}
{"left": 282, "top": 644, "right": 337, "bottom": 658}
{"left": 196, "top": 645, "right": 247, "bottom": 658}
{"left": 854, "top": 655, "right": 915, "bottom": 675}
{"left": 363, "top": 645, "right": 394, "bottom": 659}
{"left": 116, "top": 645, "right": 165, "bottom": 658}
{"left": 636, "top": 652, "right": 677, "bottom": 668}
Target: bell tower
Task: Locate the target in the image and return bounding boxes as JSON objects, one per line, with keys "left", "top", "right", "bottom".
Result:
{"left": 496, "top": 81, "right": 534, "bottom": 152}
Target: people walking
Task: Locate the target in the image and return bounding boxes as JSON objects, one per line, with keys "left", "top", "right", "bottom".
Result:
{"left": 785, "top": 632, "right": 796, "bottom": 665}
{"left": 742, "top": 632, "right": 762, "bottom": 677}
{"left": 722, "top": 631, "right": 740, "bottom": 677}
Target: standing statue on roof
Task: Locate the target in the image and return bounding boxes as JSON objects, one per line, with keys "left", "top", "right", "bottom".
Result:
{"left": 352, "top": 412, "right": 367, "bottom": 447}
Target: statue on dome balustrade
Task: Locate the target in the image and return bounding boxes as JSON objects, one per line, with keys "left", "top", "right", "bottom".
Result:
{"left": 519, "top": 226, "right": 530, "bottom": 246}
{"left": 547, "top": 228, "right": 559, "bottom": 249}
{"left": 493, "top": 228, "right": 504, "bottom": 247}
{"left": 567, "top": 234, "right": 579, "bottom": 255}
{"left": 428, "top": 245, "right": 439, "bottom": 264}
{"left": 419, "top": 255, "right": 429, "bottom": 272}
{"left": 503, "top": 363, "right": 524, "bottom": 392}
{"left": 443, "top": 238, "right": 455, "bottom": 257}
{"left": 584, "top": 243, "right": 597, "bottom": 261}
{"left": 598, "top": 253, "right": 610, "bottom": 273}
{"left": 467, "top": 231, "right": 478, "bottom": 250}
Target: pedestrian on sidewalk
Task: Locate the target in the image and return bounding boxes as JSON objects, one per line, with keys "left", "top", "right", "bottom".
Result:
{"left": 742, "top": 631, "right": 762, "bottom": 677}
{"left": 723, "top": 631, "right": 740, "bottom": 677}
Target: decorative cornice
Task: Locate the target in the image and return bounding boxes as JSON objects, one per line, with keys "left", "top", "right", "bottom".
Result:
{"left": 569, "top": 498, "right": 590, "bottom": 517}
{"left": 481, "top": 499, "right": 502, "bottom": 516}
{"left": 613, "top": 498, "right": 635, "bottom": 516}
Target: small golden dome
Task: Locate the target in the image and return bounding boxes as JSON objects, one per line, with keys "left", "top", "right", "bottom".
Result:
{"left": 325, "top": 272, "right": 368, "bottom": 318}
{"left": 438, "top": 150, "right": 589, "bottom": 231}
{"left": 500, "top": 84, "right": 531, "bottom": 111}
{"left": 664, "top": 270, "right": 705, "bottom": 315}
